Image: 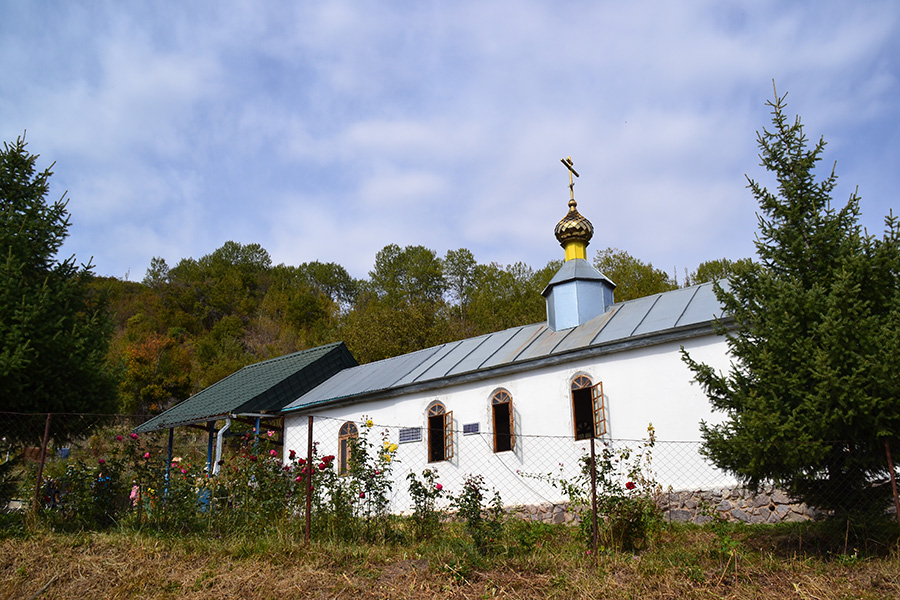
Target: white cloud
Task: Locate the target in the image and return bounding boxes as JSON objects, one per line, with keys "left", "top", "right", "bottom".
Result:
{"left": 0, "top": 0, "right": 897, "bottom": 283}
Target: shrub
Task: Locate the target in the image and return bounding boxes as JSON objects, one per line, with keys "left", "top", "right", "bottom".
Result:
{"left": 522, "top": 424, "right": 663, "bottom": 552}
{"left": 407, "top": 468, "right": 445, "bottom": 540}
{"left": 452, "top": 474, "right": 503, "bottom": 556}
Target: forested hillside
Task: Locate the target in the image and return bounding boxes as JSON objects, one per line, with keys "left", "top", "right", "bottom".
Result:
{"left": 92, "top": 240, "right": 741, "bottom": 417}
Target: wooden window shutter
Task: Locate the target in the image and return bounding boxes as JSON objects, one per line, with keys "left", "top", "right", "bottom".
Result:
{"left": 591, "top": 382, "right": 606, "bottom": 437}
{"left": 443, "top": 411, "right": 454, "bottom": 460}
{"left": 508, "top": 404, "right": 515, "bottom": 450}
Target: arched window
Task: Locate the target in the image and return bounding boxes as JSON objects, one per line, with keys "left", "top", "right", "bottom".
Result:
{"left": 338, "top": 421, "right": 358, "bottom": 475}
{"left": 491, "top": 389, "right": 514, "bottom": 452}
{"left": 571, "top": 375, "right": 606, "bottom": 440}
{"left": 427, "top": 402, "right": 453, "bottom": 462}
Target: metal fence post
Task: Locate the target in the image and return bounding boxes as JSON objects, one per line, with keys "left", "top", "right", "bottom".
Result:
{"left": 164, "top": 428, "right": 174, "bottom": 498}
{"left": 31, "top": 413, "right": 52, "bottom": 513}
{"left": 206, "top": 422, "right": 214, "bottom": 474}
{"left": 589, "top": 436, "right": 599, "bottom": 556}
{"left": 885, "top": 441, "right": 900, "bottom": 531}
{"left": 305, "top": 415, "right": 314, "bottom": 545}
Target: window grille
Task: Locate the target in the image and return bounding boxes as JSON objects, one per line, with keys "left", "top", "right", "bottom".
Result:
{"left": 399, "top": 427, "right": 422, "bottom": 443}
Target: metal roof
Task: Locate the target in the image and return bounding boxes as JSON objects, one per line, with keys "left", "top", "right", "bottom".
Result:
{"left": 541, "top": 258, "right": 615, "bottom": 296}
{"left": 134, "top": 342, "right": 358, "bottom": 432}
{"left": 284, "top": 282, "right": 726, "bottom": 412}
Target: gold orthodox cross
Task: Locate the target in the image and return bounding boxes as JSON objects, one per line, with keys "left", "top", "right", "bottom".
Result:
{"left": 560, "top": 156, "right": 579, "bottom": 200}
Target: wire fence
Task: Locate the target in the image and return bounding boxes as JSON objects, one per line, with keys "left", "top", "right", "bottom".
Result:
{"left": 1, "top": 412, "right": 897, "bottom": 534}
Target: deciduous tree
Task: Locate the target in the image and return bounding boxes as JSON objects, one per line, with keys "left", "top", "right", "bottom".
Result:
{"left": 593, "top": 247, "right": 676, "bottom": 302}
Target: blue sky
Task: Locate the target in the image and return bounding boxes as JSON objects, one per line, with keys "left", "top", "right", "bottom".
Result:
{"left": 2, "top": 1, "right": 898, "bottom": 282}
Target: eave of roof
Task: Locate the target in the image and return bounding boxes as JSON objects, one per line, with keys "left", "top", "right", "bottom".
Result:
{"left": 284, "top": 282, "right": 729, "bottom": 413}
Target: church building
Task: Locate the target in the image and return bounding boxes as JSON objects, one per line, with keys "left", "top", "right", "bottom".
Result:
{"left": 279, "top": 164, "right": 733, "bottom": 511}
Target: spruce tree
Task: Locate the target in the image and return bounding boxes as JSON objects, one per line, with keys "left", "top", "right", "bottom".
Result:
{"left": 0, "top": 136, "right": 117, "bottom": 442}
{"left": 682, "top": 92, "right": 900, "bottom": 515}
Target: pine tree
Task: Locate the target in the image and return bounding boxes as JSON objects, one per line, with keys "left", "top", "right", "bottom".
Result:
{"left": 682, "top": 91, "right": 900, "bottom": 515}
{"left": 0, "top": 136, "right": 117, "bottom": 442}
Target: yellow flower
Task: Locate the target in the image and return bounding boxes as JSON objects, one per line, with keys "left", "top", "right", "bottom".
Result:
{"left": 365, "top": 419, "right": 374, "bottom": 428}
{"left": 388, "top": 443, "right": 398, "bottom": 453}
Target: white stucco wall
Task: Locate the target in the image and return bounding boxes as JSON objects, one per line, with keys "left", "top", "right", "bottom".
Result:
{"left": 283, "top": 333, "right": 734, "bottom": 511}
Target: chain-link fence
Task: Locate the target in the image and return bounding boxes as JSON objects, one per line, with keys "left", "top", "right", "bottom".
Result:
{"left": 1, "top": 412, "right": 898, "bottom": 533}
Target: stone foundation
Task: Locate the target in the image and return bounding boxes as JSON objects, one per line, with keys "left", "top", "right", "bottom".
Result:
{"left": 659, "top": 487, "right": 824, "bottom": 524}
{"left": 505, "top": 487, "right": 824, "bottom": 525}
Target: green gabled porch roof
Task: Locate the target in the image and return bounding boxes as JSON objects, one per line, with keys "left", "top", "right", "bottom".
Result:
{"left": 134, "top": 342, "right": 357, "bottom": 433}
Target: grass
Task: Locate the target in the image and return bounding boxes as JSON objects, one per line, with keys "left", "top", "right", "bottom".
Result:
{"left": 0, "top": 518, "right": 898, "bottom": 599}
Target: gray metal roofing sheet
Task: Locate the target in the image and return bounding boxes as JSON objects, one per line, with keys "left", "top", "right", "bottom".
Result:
{"left": 284, "top": 282, "right": 724, "bottom": 413}
{"left": 477, "top": 323, "right": 546, "bottom": 369}
{"left": 592, "top": 294, "right": 659, "bottom": 343}
{"left": 631, "top": 286, "right": 698, "bottom": 336}
{"left": 676, "top": 283, "right": 726, "bottom": 325}
{"left": 390, "top": 344, "right": 454, "bottom": 386}
{"left": 513, "top": 325, "right": 571, "bottom": 362}
{"left": 300, "top": 345, "right": 446, "bottom": 404}
{"left": 417, "top": 336, "right": 490, "bottom": 380}
{"left": 552, "top": 305, "right": 619, "bottom": 353}
{"left": 445, "top": 331, "right": 510, "bottom": 376}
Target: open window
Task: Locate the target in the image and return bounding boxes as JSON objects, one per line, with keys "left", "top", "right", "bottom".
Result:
{"left": 571, "top": 376, "right": 606, "bottom": 440}
{"left": 491, "top": 389, "right": 514, "bottom": 452}
{"left": 427, "top": 402, "right": 453, "bottom": 462}
{"left": 338, "top": 421, "right": 358, "bottom": 475}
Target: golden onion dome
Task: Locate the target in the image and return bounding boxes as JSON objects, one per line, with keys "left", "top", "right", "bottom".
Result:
{"left": 554, "top": 198, "right": 594, "bottom": 248}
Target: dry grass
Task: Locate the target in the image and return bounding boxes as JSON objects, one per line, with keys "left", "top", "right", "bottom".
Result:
{"left": 1, "top": 523, "right": 898, "bottom": 599}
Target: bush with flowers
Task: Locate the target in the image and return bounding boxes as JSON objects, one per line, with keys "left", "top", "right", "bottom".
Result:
{"left": 406, "top": 468, "right": 445, "bottom": 540}
{"left": 451, "top": 474, "right": 504, "bottom": 556}
{"left": 207, "top": 429, "right": 298, "bottom": 531}
{"left": 37, "top": 428, "right": 149, "bottom": 530}
{"left": 307, "top": 417, "right": 399, "bottom": 542}
{"left": 522, "top": 424, "right": 662, "bottom": 552}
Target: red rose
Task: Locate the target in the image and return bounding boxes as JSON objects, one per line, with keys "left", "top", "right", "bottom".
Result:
{"left": 249, "top": 455, "right": 258, "bottom": 462}
{"left": 625, "top": 481, "right": 636, "bottom": 490}
{"left": 289, "top": 450, "right": 296, "bottom": 460}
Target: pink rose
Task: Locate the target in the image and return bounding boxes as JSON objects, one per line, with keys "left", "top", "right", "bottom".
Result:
{"left": 435, "top": 483, "right": 443, "bottom": 491}
{"left": 359, "top": 492, "right": 365, "bottom": 498}
{"left": 143, "top": 452, "right": 150, "bottom": 459}
{"left": 98, "top": 458, "right": 105, "bottom": 465}
{"left": 269, "top": 449, "right": 277, "bottom": 457}
{"left": 115, "top": 435, "right": 123, "bottom": 442}
{"left": 130, "top": 433, "right": 139, "bottom": 440}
